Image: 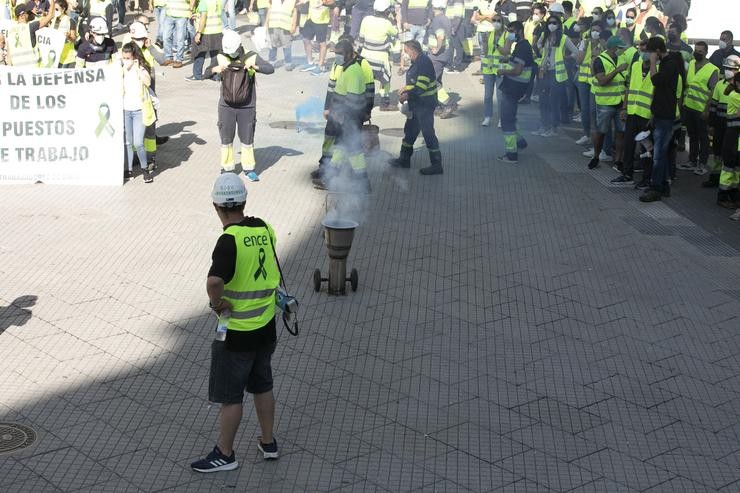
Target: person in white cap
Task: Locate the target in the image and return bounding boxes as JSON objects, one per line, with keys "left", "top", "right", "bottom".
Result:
{"left": 75, "top": 15, "right": 118, "bottom": 67}
{"left": 212, "top": 30, "right": 274, "bottom": 178}
{"left": 192, "top": 173, "right": 281, "bottom": 473}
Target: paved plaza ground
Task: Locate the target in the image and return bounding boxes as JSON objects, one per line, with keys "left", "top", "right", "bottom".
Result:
{"left": 2, "top": 29, "right": 740, "bottom": 492}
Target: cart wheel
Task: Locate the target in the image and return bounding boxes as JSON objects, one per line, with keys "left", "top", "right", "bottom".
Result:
{"left": 313, "top": 269, "right": 322, "bottom": 292}
{"left": 350, "top": 268, "right": 358, "bottom": 292}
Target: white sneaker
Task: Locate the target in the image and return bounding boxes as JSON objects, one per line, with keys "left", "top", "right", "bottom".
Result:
{"left": 481, "top": 117, "right": 491, "bottom": 127}
{"left": 599, "top": 151, "right": 613, "bottom": 162}
{"left": 497, "top": 120, "right": 502, "bottom": 129}
{"left": 531, "top": 128, "right": 546, "bottom": 136}
{"left": 582, "top": 148, "right": 595, "bottom": 158}
{"left": 693, "top": 167, "right": 708, "bottom": 176}
{"left": 731, "top": 209, "right": 740, "bottom": 221}
{"left": 541, "top": 129, "right": 557, "bottom": 137}
{"left": 575, "top": 135, "right": 590, "bottom": 145}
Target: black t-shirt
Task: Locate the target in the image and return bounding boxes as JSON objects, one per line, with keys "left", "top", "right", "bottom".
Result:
{"left": 651, "top": 52, "right": 683, "bottom": 120}
{"left": 27, "top": 20, "right": 41, "bottom": 48}
{"left": 209, "top": 216, "right": 277, "bottom": 352}
{"left": 500, "top": 39, "right": 533, "bottom": 98}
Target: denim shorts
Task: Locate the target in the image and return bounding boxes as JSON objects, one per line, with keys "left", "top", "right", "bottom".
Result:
{"left": 208, "top": 340, "right": 276, "bottom": 404}
{"left": 595, "top": 104, "right": 625, "bottom": 134}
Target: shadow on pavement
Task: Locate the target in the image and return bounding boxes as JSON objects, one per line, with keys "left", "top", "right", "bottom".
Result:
{"left": 0, "top": 295, "right": 37, "bottom": 336}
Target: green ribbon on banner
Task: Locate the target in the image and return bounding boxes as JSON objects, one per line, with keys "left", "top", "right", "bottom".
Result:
{"left": 95, "top": 103, "right": 115, "bottom": 137}
{"left": 15, "top": 32, "right": 21, "bottom": 48}
{"left": 46, "top": 50, "right": 57, "bottom": 68}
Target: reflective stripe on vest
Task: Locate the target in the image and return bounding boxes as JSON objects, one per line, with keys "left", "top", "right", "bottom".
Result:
{"left": 268, "top": 0, "right": 295, "bottom": 31}
{"left": 445, "top": 0, "right": 463, "bottom": 19}
{"left": 593, "top": 52, "right": 625, "bottom": 105}
{"left": 308, "top": 0, "right": 330, "bottom": 24}
{"left": 8, "top": 23, "right": 38, "bottom": 67}
{"left": 577, "top": 41, "right": 592, "bottom": 83}
{"left": 166, "top": 0, "right": 191, "bottom": 18}
{"left": 684, "top": 59, "right": 718, "bottom": 112}
{"left": 627, "top": 60, "right": 652, "bottom": 118}
{"left": 221, "top": 224, "right": 279, "bottom": 332}
{"left": 551, "top": 36, "right": 567, "bottom": 83}
{"left": 408, "top": 0, "right": 428, "bottom": 9}
{"left": 202, "top": 0, "right": 223, "bottom": 34}
{"left": 482, "top": 31, "right": 505, "bottom": 75}
{"left": 359, "top": 15, "right": 395, "bottom": 53}
{"left": 335, "top": 61, "right": 367, "bottom": 113}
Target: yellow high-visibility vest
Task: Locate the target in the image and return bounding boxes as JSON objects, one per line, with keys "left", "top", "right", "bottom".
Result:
{"left": 684, "top": 59, "right": 719, "bottom": 112}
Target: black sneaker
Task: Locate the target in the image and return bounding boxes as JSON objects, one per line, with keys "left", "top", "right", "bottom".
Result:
{"left": 257, "top": 439, "right": 279, "bottom": 460}
{"left": 191, "top": 446, "right": 238, "bottom": 472}
{"left": 634, "top": 178, "right": 650, "bottom": 190}
{"left": 144, "top": 170, "right": 154, "bottom": 183}
{"left": 185, "top": 75, "right": 202, "bottom": 82}
{"left": 587, "top": 157, "right": 599, "bottom": 169}
{"left": 612, "top": 161, "right": 624, "bottom": 173}
{"left": 611, "top": 175, "right": 633, "bottom": 184}
{"left": 309, "top": 167, "right": 324, "bottom": 179}
{"left": 124, "top": 169, "right": 132, "bottom": 179}
{"left": 419, "top": 165, "right": 443, "bottom": 175}
{"left": 312, "top": 178, "right": 329, "bottom": 190}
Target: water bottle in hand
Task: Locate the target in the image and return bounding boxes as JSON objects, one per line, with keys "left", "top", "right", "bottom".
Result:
{"left": 215, "top": 310, "right": 230, "bottom": 341}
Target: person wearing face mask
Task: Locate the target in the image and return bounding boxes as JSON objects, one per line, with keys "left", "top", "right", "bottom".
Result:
{"left": 120, "top": 42, "right": 155, "bottom": 182}
{"left": 88, "top": 0, "right": 115, "bottom": 38}
{"left": 471, "top": 0, "right": 496, "bottom": 76}
{"left": 590, "top": 7, "right": 603, "bottom": 25}
{"left": 677, "top": 41, "right": 718, "bottom": 175}
{"left": 639, "top": 36, "right": 683, "bottom": 203}
{"left": 496, "top": 20, "right": 533, "bottom": 163}
{"left": 710, "top": 31, "right": 740, "bottom": 71}
{"left": 621, "top": 7, "right": 636, "bottom": 36}
{"left": 48, "top": 0, "right": 76, "bottom": 67}
{"left": 715, "top": 59, "right": 740, "bottom": 208}
{"left": 603, "top": 9, "right": 617, "bottom": 36}
{"left": 587, "top": 35, "right": 627, "bottom": 170}
{"left": 634, "top": 0, "right": 663, "bottom": 41}
{"left": 704, "top": 55, "right": 739, "bottom": 189}
{"left": 513, "top": 0, "right": 533, "bottom": 22}
{"left": 75, "top": 16, "right": 117, "bottom": 67}
{"left": 388, "top": 40, "right": 443, "bottom": 174}
{"left": 522, "top": 3, "right": 544, "bottom": 103}
{"left": 531, "top": 14, "right": 580, "bottom": 137}
{"left": 480, "top": 14, "right": 505, "bottom": 125}
{"left": 0, "top": 0, "right": 55, "bottom": 66}
{"left": 573, "top": 17, "right": 597, "bottom": 146}
{"left": 612, "top": 39, "right": 650, "bottom": 184}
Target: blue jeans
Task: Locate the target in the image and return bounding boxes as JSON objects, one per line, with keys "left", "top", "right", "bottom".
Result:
{"left": 650, "top": 118, "right": 674, "bottom": 193}
{"left": 154, "top": 6, "right": 166, "bottom": 43}
{"left": 163, "top": 16, "right": 188, "bottom": 62}
{"left": 268, "top": 45, "right": 293, "bottom": 63}
{"left": 258, "top": 7, "right": 267, "bottom": 25}
{"left": 483, "top": 73, "right": 496, "bottom": 118}
{"left": 124, "top": 109, "right": 147, "bottom": 171}
{"left": 539, "top": 71, "right": 565, "bottom": 131}
{"left": 222, "top": 0, "right": 236, "bottom": 30}
{"left": 576, "top": 80, "right": 591, "bottom": 136}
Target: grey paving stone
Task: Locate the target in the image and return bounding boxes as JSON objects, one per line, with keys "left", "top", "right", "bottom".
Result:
{"left": 300, "top": 399, "right": 391, "bottom": 436}
{"left": 648, "top": 447, "right": 740, "bottom": 490}
{"left": 51, "top": 419, "right": 141, "bottom": 462}
{"left": 587, "top": 374, "right": 676, "bottom": 409}
{"left": 523, "top": 375, "right": 612, "bottom": 410}
{"left": 577, "top": 421, "right": 674, "bottom": 462}
{"left": 22, "top": 447, "right": 111, "bottom": 492}
{"left": 5, "top": 474, "right": 62, "bottom": 493}
{"left": 81, "top": 395, "right": 170, "bottom": 434}
{"left": 642, "top": 476, "right": 717, "bottom": 493}
{"left": 464, "top": 375, "right": 543, "bottom": 410}
{"left": 423, "top": 451, "right": 521, "bottom": 492}
{"left": 653, "top": 354, "right": 738, "bottom": 385}
{"left": 581, "top": 397, "right": 678, "bottom": 435}
{"left": 573, "top": 448, "right": 674, "bottom": 491}
{"left": 653, "top": 374, "right": 738, "bottom": 407}
{"left": 430, "top": 422, "right": 529, "bottom": 464}
{"left": 370, "top": 397, "right": 464, "bottom": 436}
{"left": 568, "top": 477, "right": 639, "bottom": 492}
{"left": 100, "top": 448, "right": 192, "bottom": 492}
{"left": 495, "top": 449, "right": 597, "bottom": 492}
{"left": 592, "top": 353, "right": 677, "bottom": 386}
{"left": 339, "top": 449, "right": 443, "bottom": 492}
{"left": 506, "top": 423, "right": 605, "bottom": 463}
{"left": 651, "top": 396, "right": 739, "bottom": 433}
{"left": 512, "top": 398, "right": 605, "bottom": 434}
{"left": 287, "top": 421, "right": 378, "bottom": 465}
{"left": 444, "top": 398, "right": 535, "bottom": 435}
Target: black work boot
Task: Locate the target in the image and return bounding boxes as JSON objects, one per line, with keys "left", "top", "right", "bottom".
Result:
{"left": 420, "top": 150, "right": 443, "bottom": 175}
{"left": 389, "top": 144, "right": 412, "bottom": 168}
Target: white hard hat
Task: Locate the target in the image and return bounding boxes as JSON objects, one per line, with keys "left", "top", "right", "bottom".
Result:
{"left": 549, "top": 3, "right": 564, "bottom": 14}
{"left": 221, "top": 30, "right": 242, "bottom": 57}
{"left": 431, "top": 0, "right": 446, "bottom": 10}
{"left": 724, "top": 55, "right": 740, "bottom": 69}
{"left": 212, "top": 173, "right": 247, "bottom": 207}
{"left": 129, "top": 21, "right": 148, "bottom": 39}
{"left": 89, "top": 16, "right": 109, "bottom": 35}
{"left": 373, "top": 0, "right": 391, "bottom": 11}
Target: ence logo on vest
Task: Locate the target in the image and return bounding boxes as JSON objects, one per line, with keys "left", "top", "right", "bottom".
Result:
{"left": 243, "top": 234, "right": 269, "bottom": 247}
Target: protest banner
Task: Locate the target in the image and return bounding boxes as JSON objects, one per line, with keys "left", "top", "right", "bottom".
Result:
{"left": 35, "top": 27, "right": 66, "bottom": 68}
{"left": 0, "top": 65, "right": 124, "bottom": 186}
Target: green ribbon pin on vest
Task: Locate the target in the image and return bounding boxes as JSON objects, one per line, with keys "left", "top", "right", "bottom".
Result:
{"left": 46, "top": 50, "right": 57, "bottom": 68}
{"left": 95, "top": 103, "right": 115, "bottom": 137}
{"left": 253, "top": 247, "right": 267, "bottom": 280}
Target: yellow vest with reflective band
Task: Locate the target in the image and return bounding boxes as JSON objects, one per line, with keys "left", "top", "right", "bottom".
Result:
{"left": 618, "top": 45, "right": 636, "bottom": 71}
{"left": 359, "top": 15, "right": 396, "bottom": 54}
{"left": 167, "top": 0, "right": 191, "bottom": 18}
{"left": 334, "top": 60, "right": 367, "bottom": 113}
{"left": 684, "top": 59, "right": 718, "bottom": 112}
{"left": 257, "top": 0, "right": 270, "bottom": 8}
{"left": 563, "top": 17, "right": 575, "bottom": 31}
{"left": 268, "top": 0, "right": 296, "bottom": 31}
{"left": 592, "top": 52, "right": 625, "bottom": 105}
{"left": 154, "top": 0, "right": 167, "bottom": 6}
{"left": 328, "top": 57, "right": 374, "bottom": 108}
{"left": 445, "top": 0, "right": 463, "bottom": 20}
{"left": 626, "top": 60, "right": 652, "bottom": 118}
{"left": 52, "top": 16, "right": 77, "bottom": 66}
{"left": 482, "top": 31, "right": 505, "bottom": 75}
{"left": 221, "top": 224, "right": 280, "bottom": 332}
{"left": 729, "top": 92, "right": 740, "bottom": 151}
{"left": 8, "top": 22, "right": 39, "bottom": 66}
{"left": 463, "top": 0, "right": 476, "bottom": 9}
{"left": 577, "top": 39, "right": 592, "bottom": 84}
{"left": 551, "top": 36, "right": 567, "bottom": 83}
{"left": 710, "top": 79, "right": 729, "bottom": 119}
{"left": 308, "top": 0, "right": 330, "bottom": 24}
{"left": 201, "top": 0, "right": 223, "bottom": 34}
